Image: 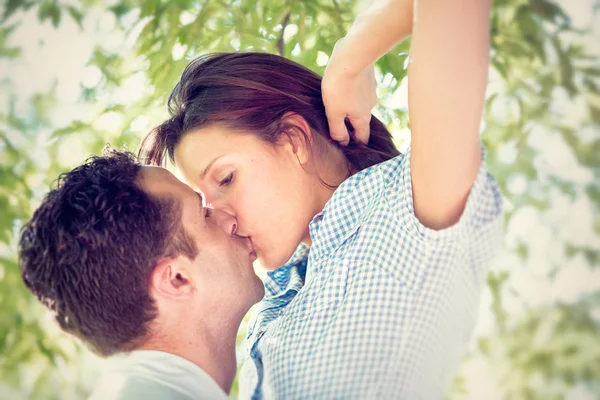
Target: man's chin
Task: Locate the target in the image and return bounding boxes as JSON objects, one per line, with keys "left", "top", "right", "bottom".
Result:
{"left": 254, "top": 284, "right": 266, "bottom": 303}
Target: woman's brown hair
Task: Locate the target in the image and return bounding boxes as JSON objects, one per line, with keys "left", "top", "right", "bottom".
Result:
{"left": 138, "top": 52, "right": 399, "bottom": 171}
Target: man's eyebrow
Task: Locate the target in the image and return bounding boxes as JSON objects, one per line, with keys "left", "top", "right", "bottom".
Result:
{"left": 200, "top": 156, "right": 221, "bottom": 180}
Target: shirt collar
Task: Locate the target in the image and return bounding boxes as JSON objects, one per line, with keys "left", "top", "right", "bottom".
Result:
{"left": 307, "top": 163, "right": 384, "bottom": 266}
{"left": 264, "top": 242, "right": 310, "bottom": 296}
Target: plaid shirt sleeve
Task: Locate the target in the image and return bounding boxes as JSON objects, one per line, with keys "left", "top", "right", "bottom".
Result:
{"left": 383, "top": 145, "right": 504, "bottom": 288}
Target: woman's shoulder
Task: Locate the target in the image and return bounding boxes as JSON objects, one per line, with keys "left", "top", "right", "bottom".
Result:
{"left": 338, "top": 150, "right": 407, "bottom": 195}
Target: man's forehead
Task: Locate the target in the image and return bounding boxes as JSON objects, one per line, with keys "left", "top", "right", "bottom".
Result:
{"left": 138, "top": 165, "right": 171, "bottom": 179}
{"left": 136, "top": 166, "right": 203, "bottom": 210}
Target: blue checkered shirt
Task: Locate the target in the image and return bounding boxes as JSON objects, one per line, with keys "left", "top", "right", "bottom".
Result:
{"left": 238, "top": 146, "right": 503, "bottom": 399}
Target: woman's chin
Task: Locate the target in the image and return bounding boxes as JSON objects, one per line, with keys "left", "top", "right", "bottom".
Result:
{"left": 256, "top": 245, "right": 302, "bottom": 271}
{"left": 258, "top": 252, "right": 288, "bottom": 272}
{"left": 259, "top": 257, "right": 282, "bottom": 271}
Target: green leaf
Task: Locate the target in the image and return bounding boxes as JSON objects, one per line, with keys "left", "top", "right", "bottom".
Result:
{"left": 51, "top": 120, "right": 90, "bottom": 138}
{"left": 37, "top": 0, "right": 61, "bottom": 28}
{"left": 531, "top": 0, "right": 571, "bottom": 26}
{"left": 552, "top": 37, "right": 577, "bottom": 97}
{"left": 65, "top": 5, "right": 83, "bottom": 29}
{"left": 0, "top": 45, "right": 20, "bottom": 58}
{"left": 139, "top": 0, "right": 161, "bottom": 18}
{"left": 109, "top": 1, "right": 135, "bottom": 19}
{"left": 2, "top": 0, "right": 26, "bottom": 21}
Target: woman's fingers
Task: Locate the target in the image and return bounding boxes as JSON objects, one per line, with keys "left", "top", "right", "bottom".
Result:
{"left": 348, "top": 116, "right": 370, "bottom": 145}
{"left": 327, "top": 112, "right": 351, "bottom": 145}
{"left": 323, "top": 65, "right": 377, "bottom": 146}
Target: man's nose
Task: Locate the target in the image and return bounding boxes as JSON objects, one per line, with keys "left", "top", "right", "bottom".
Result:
{"left": 210, "top": 208, "right": 238, "bottom": 235}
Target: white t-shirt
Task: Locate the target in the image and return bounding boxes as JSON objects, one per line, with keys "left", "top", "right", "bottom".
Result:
{"left": 89, "top": 350, "right": 230, "bottom": 400}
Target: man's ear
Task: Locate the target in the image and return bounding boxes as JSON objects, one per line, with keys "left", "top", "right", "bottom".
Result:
{"left": 280, "top": 112, "right": 314, "bottom": 165}
{"left": 150, "top": 258, "right": 194, "bottom": 300}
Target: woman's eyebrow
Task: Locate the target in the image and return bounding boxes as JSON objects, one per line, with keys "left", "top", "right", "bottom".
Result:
{"left": 200, "top": 156, "right": 222, "bottom": 180}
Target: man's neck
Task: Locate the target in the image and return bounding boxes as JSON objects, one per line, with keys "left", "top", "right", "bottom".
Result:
{"left": 139, "top": 319, "right": 239, "bottom": 394}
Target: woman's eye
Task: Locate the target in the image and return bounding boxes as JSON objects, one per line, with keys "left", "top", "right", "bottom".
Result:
{"left": 219, "top": 173, "right": 233, "bottom": 187}
{"left": 204, "top": 207, "right": 212, "bottom": 218}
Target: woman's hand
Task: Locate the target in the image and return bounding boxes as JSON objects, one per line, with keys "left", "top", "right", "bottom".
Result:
{"left": 322, "top": 39, "right": 378, "bottom": 146}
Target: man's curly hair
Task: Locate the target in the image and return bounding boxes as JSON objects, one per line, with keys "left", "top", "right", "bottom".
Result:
{"left": 18, "top": 149, "right": 197, "bottom": 356}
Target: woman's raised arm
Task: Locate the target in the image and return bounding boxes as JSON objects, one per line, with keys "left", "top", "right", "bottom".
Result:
{"left": 408, "top": 0, "right": 491, "bottom": 230}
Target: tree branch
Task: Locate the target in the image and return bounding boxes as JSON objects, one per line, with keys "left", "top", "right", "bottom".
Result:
{"left": 277, "top": 12, "right": 291, "bottom": 56}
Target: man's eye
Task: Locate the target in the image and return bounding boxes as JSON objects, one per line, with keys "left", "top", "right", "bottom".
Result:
{"left": 204, "top": 207, "right": 213, "bottom": 218}
{"left": 219, "top": 173, "right": 233, "bottom": 187}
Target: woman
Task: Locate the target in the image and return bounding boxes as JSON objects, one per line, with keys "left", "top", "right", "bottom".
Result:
{"left": 140, "top": 0, "right": 502, "bottom": 398}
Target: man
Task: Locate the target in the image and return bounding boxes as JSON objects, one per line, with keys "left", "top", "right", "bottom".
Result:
{"left": 18, "top": 149, "right": 264, "bottom": 399}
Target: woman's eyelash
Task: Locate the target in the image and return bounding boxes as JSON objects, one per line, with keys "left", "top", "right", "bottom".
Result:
{"left": 219, "top": 173, "right": 233, "bottom": 187}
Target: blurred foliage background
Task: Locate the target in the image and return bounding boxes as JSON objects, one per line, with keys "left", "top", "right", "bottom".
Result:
{"left": 0, "top": 0, "right": 599, "bottom": 399}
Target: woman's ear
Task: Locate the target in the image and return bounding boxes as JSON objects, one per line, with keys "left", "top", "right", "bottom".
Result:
{"left": 280, "top": 112, "right": 314, "bottom": 165}
{"left": 150, "top": 258, "right": 194, "bottom": 301}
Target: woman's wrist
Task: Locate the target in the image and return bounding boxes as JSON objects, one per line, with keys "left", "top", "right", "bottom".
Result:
{"left": 326, "top": 37, "right": 370, "bottom": 79}
{"left": 328, "top": 0, "right": 413, "bottom": 77}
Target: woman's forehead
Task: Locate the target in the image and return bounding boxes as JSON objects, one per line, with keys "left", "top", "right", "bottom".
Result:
{"left": 176, "top": 127, "right": 280, "bottom": 169}
{"left": 137, "top": 166, "right": 189, "bottom": 197}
